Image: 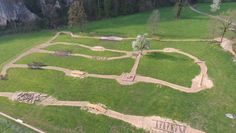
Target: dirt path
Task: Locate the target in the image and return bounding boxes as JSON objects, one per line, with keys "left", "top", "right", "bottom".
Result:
{"left": 0, "top": 31, "right": 213, "bottom": 93}
{"left": 0, "top": 92, "right": 205, "bottom": 133}
{"left": 0, "top": 31, "right": 214, "bottom": 132}
{"left": 160, "top": 39, "right": 214, "bottom": 42}
{"left": 9, "top": 62, "right": 211, "bottom": 93}
{"left": 58, "top": 31, "right": 215, "bottom": 42}
{"left": 189, "top": 3, "right": 236, "bottom": 58}
{"left": 130, "top": 54, "right": 142, "bottom": 75}
{"left": 0, "top": 32, "right": 60, "bottom": 77}
{"left": 153, "top": 48, "right": 213, "bottom": 90}
{"left": 214, "top": 38, "right": 236, "bottom": 56}
{"left": 188, "top": 3, "right": 236, "bottom": 26}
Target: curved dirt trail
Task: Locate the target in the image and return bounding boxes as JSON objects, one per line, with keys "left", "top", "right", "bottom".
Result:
{"left": 0, "top": 32, "right": 60, "bottom": 77}
{"left": 146, "top": 48, "right": 213, "bottom": 92}
{"left": 0, "top": 31, "right": 213, "bottom": 93}
{"left": 188, "top": 3, "right": 236, "bottom": 26}
{"left": 0, "top": 92, "right": 205, "bottom": 133}
{"left": 0, "top": 31, "right": 213, "bottom": 133}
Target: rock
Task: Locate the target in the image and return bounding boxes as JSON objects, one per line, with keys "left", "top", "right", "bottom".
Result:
{"left": 0, "top": 0, "right": 38, "bottom": 26}
{"left": 225, "top": 113, "right": 236, "bottom": 119}
{"left": 12, "top": 92, "right": 48, "bottom": 104}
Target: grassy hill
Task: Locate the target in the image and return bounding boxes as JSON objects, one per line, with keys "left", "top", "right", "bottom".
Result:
{"left": 0, "top": 2, "right": 236, "bottom": 133}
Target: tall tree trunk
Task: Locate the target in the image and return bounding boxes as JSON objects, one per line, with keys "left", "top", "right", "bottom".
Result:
{"left": 221, "top": 27, "right": 227, "bottom": 43}
{"left": 176, "top": 0, "right": 184, "bottom": 19}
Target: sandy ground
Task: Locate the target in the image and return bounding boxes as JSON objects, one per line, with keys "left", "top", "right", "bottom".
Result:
{"left": 214, "top": 38, "right": 236, "bottom": 56}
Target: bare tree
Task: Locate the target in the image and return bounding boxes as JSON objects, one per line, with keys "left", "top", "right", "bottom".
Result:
{"left": 175, "top": 0, "right": 186, "bottom": 19}
{"left": 209, "top": 10, "right": 236, "bottom": 43}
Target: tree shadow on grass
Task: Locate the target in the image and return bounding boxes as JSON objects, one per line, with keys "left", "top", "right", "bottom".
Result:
{"left": 145, "top": 52, "right": 188, "bottom": 62}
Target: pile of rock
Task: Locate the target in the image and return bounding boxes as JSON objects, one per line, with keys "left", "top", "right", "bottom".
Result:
{"left": 28, "top": 62, "right": 47, "bottom": 69}
{"left": 12, "top": 92, "right": 48, "bottom": 104}
{"left": 81, "top": 103, "right": 107, "bottom": 114}
{"left": 68, "top": 70, "right": 87, "bottom": 78}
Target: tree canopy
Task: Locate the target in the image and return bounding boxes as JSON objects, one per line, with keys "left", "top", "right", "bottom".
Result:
{"left": 132, "top": 34, "right": 150, "bottom": 54}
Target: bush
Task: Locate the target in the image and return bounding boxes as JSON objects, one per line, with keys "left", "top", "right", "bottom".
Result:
{"left": 27, "top": 62, "right": 47, "bottom": 69}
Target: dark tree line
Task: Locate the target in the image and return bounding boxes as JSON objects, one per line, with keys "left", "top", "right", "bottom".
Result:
{"left": 83, "top": 0, "right": 174, "bottom": 20}
{"left": 2, "top": 0, "right": 175, "bottom": 33}
{"left": 1, "top": 0, "right": 236, "bottom": 34}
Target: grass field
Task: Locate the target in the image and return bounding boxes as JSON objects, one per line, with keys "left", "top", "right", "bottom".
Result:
{"left": 0, "top": 2, "right": 235, "bottom": 133}
{"left": 138, "top": 52, "right": 199, "bottom": 87}
{"left": 17, "top": 53, "right": 134, "bottom": 75}
{"left": 46, "top": 44, "right": 125, "bottom": 57}
{"left": 0, "top": 115, "right": 35, "bottom": 133}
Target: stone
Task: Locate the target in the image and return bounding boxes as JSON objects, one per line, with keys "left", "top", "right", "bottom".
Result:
{"left": 225, "top": 113, "right": 236, "bottom": 119}
{"left": 0, "top": 0, "right": 38, "bottom": 26}
{"left": 12, "top": 92, "right": 48, "bottom": 104}
{"left": 152, "top": 119, "right": 187, "bottom": 133}
{"left": 69, "top": 70, "right": 87, "bottom": 78}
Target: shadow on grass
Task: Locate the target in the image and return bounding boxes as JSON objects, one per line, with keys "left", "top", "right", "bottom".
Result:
{"left": 146, "top": 52, "right": 188, "bottom": 61}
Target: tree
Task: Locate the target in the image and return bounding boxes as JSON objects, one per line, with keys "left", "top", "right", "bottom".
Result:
{"left": 175, "top": 0, "right": 186, "bottom": 19}
{"left": 148, "top": 10, "right": 160, "bottom": 36}
{"left": 209, "top": 10, "right": 236, "bottom": 43}
{"left": 210, "top": 0, "right": 221, "bottom": 13}
{"left": 68, "top": 0, "right": 87, "bottom": 31}
{"left": 104, "top": 0, "right": 112, "bottom": 17}
{"left": 132, "top": 34, "right": 150, "bottom": 54}
{"left": 39, "top": 0, "right": 62, "bottom": 28}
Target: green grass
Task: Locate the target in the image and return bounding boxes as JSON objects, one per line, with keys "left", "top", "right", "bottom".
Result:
{"left": 0, "top": 98, "right": 146, "bottom": 133}
{"left": 0, "top": 2, "right": 236, "bottom": 133}
{"left": 138, "top": 52, "right": 199, "bottom": 87}
{"left": 195, "top": 2, "right": 236, "bottom": 15}
{"left": 54, "top": 34, "right": 133, "bottom": 50}
{"left": 0, "top": 115, "right": 35, "bottom": 133}
{"left": 16, "top": 53, "right": 134, "bottom": 75}
{"left": 0, "top": 31, "right": 53, "bottom": 70}
{"left": 65, "top": 2, "right": 234, "bottom": 39}
{"left": 46, "top": 44, "right": 125, "bottom": 57}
